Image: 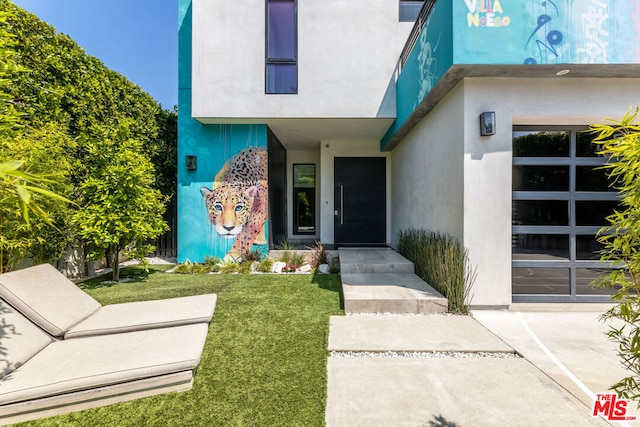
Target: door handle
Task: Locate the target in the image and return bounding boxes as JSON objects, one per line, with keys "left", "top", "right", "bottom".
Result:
{"left": 340, "top": 185, "right": 344, "bottom": 225}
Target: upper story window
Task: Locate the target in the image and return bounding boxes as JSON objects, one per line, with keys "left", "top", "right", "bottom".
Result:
{"left": 399, "top": 0, "right": 425, "bottom": 22}
{"left": 266, "top": 0, "right": 297, "bottom": 94}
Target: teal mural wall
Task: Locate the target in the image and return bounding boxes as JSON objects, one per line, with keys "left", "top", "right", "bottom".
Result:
{"left": 382, "top": 0, "right": 640, "bottom": 148}
{"left": 381, "top": 0, "right": 453, "bottom": 147}
{"left": 453, "top": 0, "right": 640, "bottom": 65}
{"left": 178, "top": 0, "right": 269, "bottom": 262}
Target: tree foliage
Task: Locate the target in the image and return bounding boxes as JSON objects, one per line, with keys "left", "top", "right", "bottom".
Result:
{"left": 591, "top": 105, "right": 640, "bottom": 403}
{"left": 0, "top": 7, "right": 72, "bottom": 272}
{"left": 0, "top": 1, "right": 176, "bottom": 274}
{"left": 0, "top": 124, "right": 75, "bottom": 271}
{"left": 73, "top": 126, "right": 168, "bottom": 281}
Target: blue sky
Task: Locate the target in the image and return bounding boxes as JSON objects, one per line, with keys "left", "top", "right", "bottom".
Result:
{"left": 12, "top": 0, "right": 178, "bottom": 110}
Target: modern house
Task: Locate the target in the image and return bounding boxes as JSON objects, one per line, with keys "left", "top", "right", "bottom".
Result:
{"left": 178, "top": 0, "right": 640, "bottom": 306}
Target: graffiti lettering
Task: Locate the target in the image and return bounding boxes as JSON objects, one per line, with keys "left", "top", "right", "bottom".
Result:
{"left": 576, "top": 0, "right": 609, "bottom": 63}
{"left": 466, "top": 0, "right": 510, "bottom": 28}
{"left": 523, "top": 1, "right": 564, "bottom": 64}
{"left": 467, "top": 13, "right": 510, "bottom": 27}
{"left": 464, "top": 0, "right": 503, "bottom": 13}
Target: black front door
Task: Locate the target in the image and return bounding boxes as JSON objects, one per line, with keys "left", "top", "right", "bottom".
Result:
{"left": 334, "top": 157, "right": 386, "bottom": 245}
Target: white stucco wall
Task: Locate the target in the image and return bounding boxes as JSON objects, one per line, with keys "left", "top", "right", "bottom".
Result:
{"left": 392, "top": 77, "right": 640, "bottom": 306}
{"left": 461, "top": 77, "right": 640, "bottom": 306}
{"left": 390, "top": 83, "right": 465, "bottom": 242}
{"left": 320, "top": 140, "right": 391, "bottom": 244}
{"left": 287, "top": 149, "right": 321, "bottom": 241}
{"left": 192, "top": 0, "right": 413, "bottom": 119}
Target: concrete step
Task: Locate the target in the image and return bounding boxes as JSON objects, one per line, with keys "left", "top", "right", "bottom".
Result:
{"left": 341, "top": 273, "right": 447, "bottom": 314}
{"left": 338, "top": 248, "right": 414, "bottom": 274}
{"left": 328, "top": 315, "right": 513, "bottom": 352}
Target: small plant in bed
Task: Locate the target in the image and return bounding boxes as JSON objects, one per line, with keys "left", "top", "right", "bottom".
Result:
{"left": 307, "top": 241, "right": 327, "bottom": 270}
{"left": 281, "top": 264, "right": 297, "bottom": 273}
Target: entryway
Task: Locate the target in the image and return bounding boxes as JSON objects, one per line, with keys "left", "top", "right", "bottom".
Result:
{"left": 334, "top": 157, "right": 386, "bottom": 245}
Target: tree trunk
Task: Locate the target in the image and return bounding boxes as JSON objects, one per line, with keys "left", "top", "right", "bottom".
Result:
{"left": 83, "top": 242, "right": 90, "bottom": 277}
{"left": 112, "top": 246, "right": 120, "bottom": 282}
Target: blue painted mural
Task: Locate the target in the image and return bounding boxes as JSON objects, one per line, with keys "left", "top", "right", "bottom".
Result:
{"left": 178, "top": 0, "right": 269, "bottom": 262}
{"left": 382, "top": 0, "right": 640, "bottom": 148}
{"left": 455, "top": 0, "right": 640, "bottom": 65}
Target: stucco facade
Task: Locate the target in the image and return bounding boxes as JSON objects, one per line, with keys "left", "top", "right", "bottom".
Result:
{"left": 180, "top": 0, "right": 640, "bottom": 305}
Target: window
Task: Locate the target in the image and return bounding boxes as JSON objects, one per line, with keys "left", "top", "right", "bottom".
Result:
{"left": 512, "top": 128, "right": 619, "bottom": 301}
{"left": 399, "top": 1, "right": 424, "bottom": 22}
{"left": 266, "top": 0, "right": 297, "bottom": 94}
{"left": 293, "top": 164, "right": 315, "bottom": 234}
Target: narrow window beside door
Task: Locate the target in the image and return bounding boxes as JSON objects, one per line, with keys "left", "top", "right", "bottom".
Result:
{"left": 293, "top": 164, "right": 315, "bottom": 234}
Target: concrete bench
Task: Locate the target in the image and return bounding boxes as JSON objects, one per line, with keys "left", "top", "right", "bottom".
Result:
{"left": 0, "top": 264, "right": 218, "bottom": 424}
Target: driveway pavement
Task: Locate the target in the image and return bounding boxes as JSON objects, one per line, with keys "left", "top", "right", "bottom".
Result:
{"left": 326, "top": 307, "right": 638, "bottom": 426}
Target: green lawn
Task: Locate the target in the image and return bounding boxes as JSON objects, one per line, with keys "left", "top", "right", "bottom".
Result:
{"left": 19, "top": 266, "right": 344, "bottom": 427}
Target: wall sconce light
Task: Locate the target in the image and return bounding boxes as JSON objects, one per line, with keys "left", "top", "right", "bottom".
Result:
{"left": 480, "top": 112, "right": 496, "bottom": 136}
{"left": 186, "top": 155, "right": 197, "bottom": 171}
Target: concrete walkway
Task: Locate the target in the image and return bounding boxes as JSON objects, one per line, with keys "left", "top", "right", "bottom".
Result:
{"left": 326, "top": 308, "right": 637, "bottom": 426}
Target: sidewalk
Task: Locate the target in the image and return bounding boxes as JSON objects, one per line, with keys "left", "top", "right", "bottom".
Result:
{"left": 325, "top": 309, "right": 635, "bottom": 426}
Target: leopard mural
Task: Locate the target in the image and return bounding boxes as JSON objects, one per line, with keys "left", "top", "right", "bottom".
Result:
{"left": 200, "top": 147, "right": 268, "bottom": 261}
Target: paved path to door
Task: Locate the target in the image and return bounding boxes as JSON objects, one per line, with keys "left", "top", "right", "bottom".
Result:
{"left": 326, "top": 307, "right": 637, "bottom": 426}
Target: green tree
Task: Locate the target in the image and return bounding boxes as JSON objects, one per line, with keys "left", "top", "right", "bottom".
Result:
{"left": 592, "top": 105, "right": 640, "bottom": 402}
{"left": 1, "top": 2, "right": 177, "bottom": 273}
{"left": 0, "top": 7, "right": 71, "bottom": 272}
{"left": 73, "top": 128, "right": 168, "bottom": 281}
{"left": 0, "top": 124, "right": 75, "bottom": 271}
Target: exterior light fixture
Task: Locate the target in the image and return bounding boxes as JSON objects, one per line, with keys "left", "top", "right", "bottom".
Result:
{"left": 186, "top": 155, "right": 197, "bottom": 171}
{"left": 480, "top": 112, "right": 496, "bottom": 136}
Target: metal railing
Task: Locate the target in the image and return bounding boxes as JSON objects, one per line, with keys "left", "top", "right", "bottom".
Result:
{"left": 399, "top": 0, "right": 438, "bottom": 70}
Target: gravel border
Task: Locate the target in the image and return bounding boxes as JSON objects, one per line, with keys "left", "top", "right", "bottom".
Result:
{"left": 330, "top": 350, "right": 521, "bottom": 359}
{"left": 345, "top": 312, "right": 465, "bottom": 317}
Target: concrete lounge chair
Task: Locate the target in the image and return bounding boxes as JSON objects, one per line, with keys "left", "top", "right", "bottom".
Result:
{"left": 0, "top": 264, "right": 217, "bottom": 338}
{"left": 0, "top": 299, "right": 210, "bottom": 425}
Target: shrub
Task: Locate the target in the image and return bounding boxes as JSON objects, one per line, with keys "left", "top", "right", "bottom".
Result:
{"left": 290, "top": 252, "right": 305, "bottom": 268}
{"left": 307, "top": 241, "right": 327, "bottom": 269}
{"left": 396, "top": 229, "right": 475, "bottom": 314}
{"left": 275, "top": 239, "right": 295, "bottom": 250}
{"left": 591, "top": 106, "right": 640, "bottom": 401}
{"left": 241, "top": 248, "right": 263, "bottom": 262}
{"left": 237, "top": 262, "right": 253, "bottom": 274}
{"left": 204, "top": 255, "right": 222, "bottom": 268}
{"left": 173, "top": 261, "right": 194, "bottom": 274}
{"left": 220, "top": 261, "right": 240, "bottom": 274}
{"left": 173, "top": 259, "right": 211, "bottom": 274}
{"left": 257, "top": 258, "right": 274, "bottom": 273}
{"left": 275, "top": 250, "right": 304, "bottom": 268}
{"left": 278, "top": 250, "right": 296, "bottom": 265}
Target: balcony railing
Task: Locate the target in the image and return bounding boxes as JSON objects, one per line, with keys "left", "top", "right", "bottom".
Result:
{"left": 399, "top": 0, "right": 437, "bottom": 70}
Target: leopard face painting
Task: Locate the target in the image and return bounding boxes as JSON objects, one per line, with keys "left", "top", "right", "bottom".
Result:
{"left": 200, "top": 147, "right": 268, "bottom": 259}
